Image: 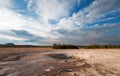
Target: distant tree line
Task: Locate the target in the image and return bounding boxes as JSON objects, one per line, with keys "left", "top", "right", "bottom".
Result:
{"left": 53, "top": 44, "right": 79, "bottom": 49}
{"left": 53, "top": 44, "right": 120, "bottom": 49}
{"left": 80, "top": 44, "right": 120, "bottom": 49}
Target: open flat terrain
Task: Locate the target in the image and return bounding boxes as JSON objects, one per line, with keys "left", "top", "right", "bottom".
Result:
{"left": 0, "top": 48, "right": 120, "bottom": 76}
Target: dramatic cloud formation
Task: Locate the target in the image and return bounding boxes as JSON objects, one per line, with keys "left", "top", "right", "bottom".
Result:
{"left": 0, "top": 0, "right": 120, "bottom": 45}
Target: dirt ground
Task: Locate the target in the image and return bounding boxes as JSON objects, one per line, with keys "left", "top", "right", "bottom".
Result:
{"left": 0, "top": 48, "right": 120, "bottom": 76}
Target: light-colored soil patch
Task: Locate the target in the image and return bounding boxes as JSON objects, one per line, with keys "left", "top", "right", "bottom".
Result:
{"left": 0, "top": 48, "right": 120, "bottom": 76}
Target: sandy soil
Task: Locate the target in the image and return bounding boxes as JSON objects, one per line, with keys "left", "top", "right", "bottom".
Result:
{"left": 0, "top": 48, "right": 120, "bottom": 76}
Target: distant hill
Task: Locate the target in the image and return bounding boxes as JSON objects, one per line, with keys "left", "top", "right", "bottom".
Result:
{"left": 4, "top": 43, "right": 15, "bottom": 46}
{"left": 0, "top": 43, "right": 51, "bottom": 48}
{"left": 0, "top": 43, "right": 15, "bottom": 46}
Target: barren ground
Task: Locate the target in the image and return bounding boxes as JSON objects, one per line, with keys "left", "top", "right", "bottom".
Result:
{"left": 0, "top": 48, "right": 120, "bottom": 76}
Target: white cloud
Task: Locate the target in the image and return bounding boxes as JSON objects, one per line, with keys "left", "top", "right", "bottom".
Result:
{"left": 0, "top": 0, "right": 120, "bottom": 45}
{"left": 0, "top": 34, "right": 26, "bottom": 40}
{"left": 56, "top": 0, "right": 120, "bottom": 28}
{"left": 25, "top": 0, "right": 34, "bottom": 11}
{"left": 52, "top": 0, "right": 120, "bottom": 44}
{"left": 55, "top": 0, "right": 120, "bottom": 30}
{"left": 33, "top": 0, "right": 81, "bottom": 23}
{"left": 0, "top": 6, "right": 53, "bottom": 40}
{"left": 85, "top": 0, "right": 120, "bottom": 23}
{"left": 0, "top": 0, "right": 12, "bottom": 8}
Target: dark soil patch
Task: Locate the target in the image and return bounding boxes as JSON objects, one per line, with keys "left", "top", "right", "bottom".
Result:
{"left": 48, "top": 53, "right": 74, "bottom": 60}
{"left": 0, "top": 51, "right": 41, "bottom": 62}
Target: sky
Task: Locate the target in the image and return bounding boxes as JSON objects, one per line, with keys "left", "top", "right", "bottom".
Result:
{"left": 0, "top": 0, "right": 120, "bottom": 45}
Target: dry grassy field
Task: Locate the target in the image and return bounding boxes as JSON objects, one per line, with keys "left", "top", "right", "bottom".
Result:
{"left": 0, "top": 48, "right": 120, "bottom": 76}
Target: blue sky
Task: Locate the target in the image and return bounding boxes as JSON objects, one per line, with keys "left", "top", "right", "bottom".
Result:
{"left": 0, "top": 0, "right": 120, "bottom": 45}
